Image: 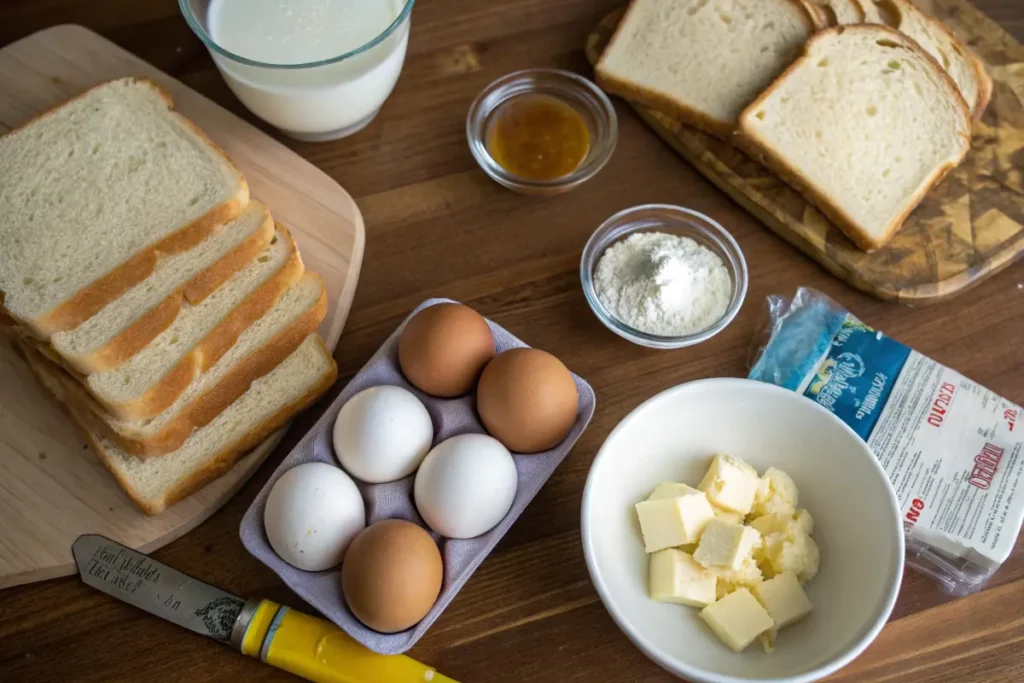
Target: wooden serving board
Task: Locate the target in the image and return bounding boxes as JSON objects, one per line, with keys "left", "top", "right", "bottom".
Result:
{"left": 587, "top": 0, "right": 1024, "bottom": 304}
{"left": 0, "top": 25, "right": 365, "bottom": 589}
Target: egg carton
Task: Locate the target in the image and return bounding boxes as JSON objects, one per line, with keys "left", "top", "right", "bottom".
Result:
{"left": 240, "top": 298, "right": 597, "bottom": 654}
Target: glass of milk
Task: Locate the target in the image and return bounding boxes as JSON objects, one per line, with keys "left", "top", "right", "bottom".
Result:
{"left": 180, "top": 0, "right": 413, "bottom": 141}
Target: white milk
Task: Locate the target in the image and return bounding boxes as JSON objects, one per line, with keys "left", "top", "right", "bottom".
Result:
{"left": 206, "top": 0, "right": 409, "bottom": 140}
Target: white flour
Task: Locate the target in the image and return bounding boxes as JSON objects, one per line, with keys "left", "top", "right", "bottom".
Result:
{"left": 593, "top": 231, "right": 732, "bottom": 337}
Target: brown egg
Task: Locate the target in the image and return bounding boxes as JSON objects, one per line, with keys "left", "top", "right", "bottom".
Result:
{"left": 476, "top": 348, "right": 578, "bottom": 453}
{"left": 398, "top": 303, "right": 496, "bottom": 397}
{"left": 341, "top": 520, "right": 443, "bottom": 633}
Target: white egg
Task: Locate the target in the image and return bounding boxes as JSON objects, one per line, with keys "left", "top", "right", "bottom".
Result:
{"left": 333, "top": 385, "right": 434, "bottom": 483}
{"left": 414, "top": 433, "right": 518, "bottom": 539}
{"left": 264, "top": 462, "right": 365, "bottom": 571}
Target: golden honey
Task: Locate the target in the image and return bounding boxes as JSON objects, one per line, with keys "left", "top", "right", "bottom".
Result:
{"left": 485, "top": 94, "right": 591, "bottom": 181}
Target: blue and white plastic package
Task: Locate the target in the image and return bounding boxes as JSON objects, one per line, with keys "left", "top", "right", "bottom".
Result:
{"left": 750, "top": 287, "right": 1024, "bottom": 595}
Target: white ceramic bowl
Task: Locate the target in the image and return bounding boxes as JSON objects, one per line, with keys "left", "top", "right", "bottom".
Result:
{"left": 581, "top": 379, "right": 904, "bottom": 683}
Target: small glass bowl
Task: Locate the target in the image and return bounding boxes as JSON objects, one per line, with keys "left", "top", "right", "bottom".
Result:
{"left": 580, "top": 205, "right": 748, "bottom": 350}
{"left": 467, "top": 69, "right": 617, "bottom": 196}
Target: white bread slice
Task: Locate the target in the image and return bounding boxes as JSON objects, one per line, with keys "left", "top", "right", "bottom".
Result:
{"left": 0, "top": 78, "right": 248, "bottom": 337}
{"left": 855, "top": 0, "right": 990, "bottom": 119}
{"left": 81, "top": 226, "right": 304, "bottom": 421}
{"left": 49, "top": 202, "right": 274, "bottom": 374}
{"left": 737, "top": 25, "right": 971, "bottom": 251}
{"left": 595, "top": 0, "right": 814, "bottom": 137}
{"left": 57, "top": 274, "right": 327, "bottom": 457}
{"left": 18, "top": 334, "right": 338, "bottom": 515}
{"left": 802, "top": 0, "right": 863, "bottom": 28}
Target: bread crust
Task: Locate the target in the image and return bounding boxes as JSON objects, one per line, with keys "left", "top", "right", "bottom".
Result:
{"left": 0, "top": 77, "right": 250, "bottom": 337}
{"left": 970, "top": 53, "right": 993, "bottom": 122}
{"left": 736, "top": 25, "right": 972, "bottom": 251}
{"left": 595, "top": 0, "right": 816, "bottom": 139}
{"left": 800, "top": 1, "right": 829, "bottom": 29}
{"left": 856, "top": 0, "right": 989, "bottom": 120}
{"left": 92, "top": 225, "right": 305, "bottom": 422}
{"left": 18, "top": 335, "right": 338, "bottom": 516}
{"left": 35, "top": 277, "right": 327, "bottom": 457}
{"left": 57, "top": 203, "right": 275, "bottom": 374}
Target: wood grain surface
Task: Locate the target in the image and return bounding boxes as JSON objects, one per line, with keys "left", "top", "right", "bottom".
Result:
{"left": 1, "top": 1, "right": 1023, "bottom": 682}
{"left": 587, "top": 0, "right": 1024, "bottom": 304}
{"left": 0, "top": 25, "right": 364, "bottom": 589}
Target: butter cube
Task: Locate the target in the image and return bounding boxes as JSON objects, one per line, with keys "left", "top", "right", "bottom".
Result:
{"left": 649, "top": 549, "right": 717, "bottom": 607}
{"left": 694, "top": 519, "right": 761, "bottom": 570}
{"left": 711, "top": 504, "right": 746, "bottom": 525}
{"left": 647, "top": 481, "right": 700, "bottom": 501}
{"left": 750, "top": 514, "right": 820, "bottom": 582}
{"left": 752, "top": 571, "right": 813, "bottom": 628}
{"left": 698, "top": 454, "right": 761, "bottom": 515}
{"left": 751, "top": 467, "right": 798, "bottom": 518}
{"left": 794, "top": 508, "right": 814, "bottom": 535}
{"left": 636, "top": 493, "right": 715, "bottom": 552}
{"left": 700, "top": 588, "right": 775, "bottom": 652}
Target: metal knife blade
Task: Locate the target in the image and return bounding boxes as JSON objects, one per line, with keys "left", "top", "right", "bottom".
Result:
{"left": 73, "top": 534, "right": 245, "bottom": 644}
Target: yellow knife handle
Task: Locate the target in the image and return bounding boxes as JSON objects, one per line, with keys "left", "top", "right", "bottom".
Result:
{"left": 241, "top": 600, "right": 458, "bottom": 683}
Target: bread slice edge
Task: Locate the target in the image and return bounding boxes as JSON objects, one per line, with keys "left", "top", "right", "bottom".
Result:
{"left": 56, "top": 202, "right": 275, "bottom": 374}
{"left": 60, "top": 275, "right": 328, "bottom": 457}
{"left": 89, "top": 225, "right": 305, "bottom": 422}
{"left": 17, "top": 335, "right": 338, "bottom": 516}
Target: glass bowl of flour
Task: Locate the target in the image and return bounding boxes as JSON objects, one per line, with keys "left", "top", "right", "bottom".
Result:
{"left": 580, "top": 205, "right": 747, "bottom": 349}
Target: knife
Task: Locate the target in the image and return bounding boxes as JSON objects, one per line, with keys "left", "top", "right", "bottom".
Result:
{"left": 73, "top": 534, "right": 457, "bottom": 683}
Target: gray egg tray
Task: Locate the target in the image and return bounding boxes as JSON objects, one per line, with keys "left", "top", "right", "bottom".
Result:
{"left": 240, "top": 298, "right": 597, "bottom": 654}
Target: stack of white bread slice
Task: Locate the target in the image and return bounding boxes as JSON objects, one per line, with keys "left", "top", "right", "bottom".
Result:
{"left": 595, "top": 0, "right": 990, "bottom": 250}
{"left": 0, "top": 78, "right": 338, "bottom": 514}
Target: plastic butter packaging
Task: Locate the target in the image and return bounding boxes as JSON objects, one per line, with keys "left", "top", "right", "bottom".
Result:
{"left": 749, "top": 287, "right": 1024, "bottom": 595}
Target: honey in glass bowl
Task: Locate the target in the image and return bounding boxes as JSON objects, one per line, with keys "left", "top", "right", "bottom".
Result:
{"left": 485, "top": 94, "right": 591, "bottom": 181}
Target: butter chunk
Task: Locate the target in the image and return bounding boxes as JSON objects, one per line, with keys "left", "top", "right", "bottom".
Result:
{"left": 694, "top": 519, "right": 761, "bottom": 570}
{"left": 752, "top": 467, "right": 798, "bottom": 518}
{"left": 794, "top": 508, "right": 814, "bottom": 535}
{"left": 752, "top": 571, "right": 813, "bottom": 628}
{"left": 698, "top": 454, "right": 761, "bottom": 515}
{"left": 710, "top": 556, "right": 763, "bottom": 589}
{"left": 647, "top": 481, "right": 700, "bottom": 501}
{"left": 750, "top": 513, "right": 820, "bottom": 582}
{"left": 700, "top": 588, "right": 775, "bottom": 652}
{"left": 636, "top": 492, "right": 715, "bottom": 552}
{"left": 649, "top": 548, "right": 717, "bottom": 607}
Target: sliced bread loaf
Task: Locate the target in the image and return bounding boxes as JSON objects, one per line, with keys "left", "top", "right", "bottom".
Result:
{"left": 59, "top": 274, "right": 326, "bottom": 457}
{"left": 595, "top": 0, "right": 814, "bottom": 137}
{"left": 856, "top": 0, "right": 990, "bottom": 119}
{"left": 737, "top": 25, "right": 971, "bottom": 250}
{"left": 0, "top": 78, "right": 248, "bottom": 337}
{"left": 81, "top": 226, "right": 304, "bottom": 422}
{"left": 49, "top": 201, "right": 274, "bottom": 374}
{"left": 20, "top": 334, "right": 338, "bottom": 515}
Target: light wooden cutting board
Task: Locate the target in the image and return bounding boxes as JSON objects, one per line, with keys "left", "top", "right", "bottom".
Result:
{"left": 0, "top": 25, "right": 365, "bottom": 589}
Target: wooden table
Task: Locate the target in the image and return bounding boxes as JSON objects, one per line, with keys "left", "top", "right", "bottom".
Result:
{"left": 2, "top": 1, "right": 1023, "bottom": 681}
